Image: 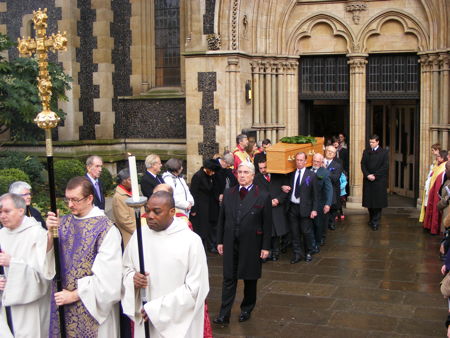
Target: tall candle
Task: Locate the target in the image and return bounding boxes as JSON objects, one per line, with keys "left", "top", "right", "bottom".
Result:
{"left": 128, "top": 155, "right": 140, "bottom": 202}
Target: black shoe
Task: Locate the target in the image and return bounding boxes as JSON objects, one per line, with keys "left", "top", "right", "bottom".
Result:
{"left": 272, "top": 254, "right": 279, "bottom": 261}
{"left": 311, "top": 246, "right": 320, "bottom": 255}
{"left": 239, "top": 311, "right": 251, "bottom": 322}
{"left": 213, "top": 316, "right": 230, "bottom": 325}
{"left": 305, "top": 253, "right": 313, "bottom": 262}
{"left": 371, "top": 224, "right": 379, "bottom": 231}
{"left": 290, "top": 255, "right": 302, "bottom": 264}
{"left": 328, "top": 224, "right": 336, "bottom": 231}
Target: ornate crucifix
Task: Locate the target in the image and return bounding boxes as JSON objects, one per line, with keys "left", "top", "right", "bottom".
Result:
{"left": 17, "top": 8, "right": 68, "bottom": 338}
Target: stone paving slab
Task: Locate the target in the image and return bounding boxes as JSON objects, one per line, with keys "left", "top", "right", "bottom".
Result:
{"left": 208, "top": 212, "right": 447, "bottom": 337}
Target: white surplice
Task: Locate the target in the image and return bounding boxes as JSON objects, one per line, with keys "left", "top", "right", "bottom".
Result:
{"left": 0, "top": 216, "right": 55, "bottom": 338}
{"left": 122, "top": 217, "right": 209, "bottom": 338}
{"left": 68, "top": 207, "right": 123, "bottom": 338}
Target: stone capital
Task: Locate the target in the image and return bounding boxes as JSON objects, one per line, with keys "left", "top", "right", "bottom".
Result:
{"left": 347, "top": 54, "right": 368, "bottom": 73}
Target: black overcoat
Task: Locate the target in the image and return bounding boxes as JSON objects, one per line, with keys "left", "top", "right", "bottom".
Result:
{"left": 254, "top": 173, "right": 289, "bottom": 237}
{"left": 190, "top": 168, "right": 216, "bottom": 239}
{"left": 217, "top": 185, "right": 272, "bottom": 280}
{"left": 361, "top": 147, "right": 389, "bottom": 208}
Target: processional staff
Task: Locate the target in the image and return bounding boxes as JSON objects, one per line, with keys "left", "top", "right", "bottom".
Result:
{"left": 126, "top": 155, "right": 150, "bottom": 338}
{"left": 17, "top": 8, "right": 68, "bottom": 338}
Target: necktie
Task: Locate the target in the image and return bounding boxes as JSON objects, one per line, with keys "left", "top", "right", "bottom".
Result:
{"left": 157, "top": 175, "right": 164, "bottom": 184}
{"left": 94, "top": 181, "right": 101, "bottom": 199}
{"left": 239, "top": 187, "right": 248, "bottom": 200}
{"left": 265, "top": 174, "right": 270, "bottom": 182}
{"left": 294, "top": 170, "right": 301, "bottom": 199}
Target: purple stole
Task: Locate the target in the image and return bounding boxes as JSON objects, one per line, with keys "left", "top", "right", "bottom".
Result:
{"left": 49, "top": 215, "right": 112, "bottom": 338}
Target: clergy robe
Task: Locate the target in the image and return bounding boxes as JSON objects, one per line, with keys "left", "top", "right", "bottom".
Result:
{"left": 0, "top": 216, "right": 55, "bottom": 338}
{"left": 423, "top": 165, "right": 446, "bottom": 234}
{"left": 49, "top": 207, "right": 122, "bottom": 338}
{"left": 122, "top": 217, "right": 209, "bottom": 338}
{"left": 420, "top": 161, "right": 445, "bottom": 223}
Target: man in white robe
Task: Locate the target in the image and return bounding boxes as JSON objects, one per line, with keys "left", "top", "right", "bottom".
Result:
{"left": 122, "top": 191, "right": 209, "bottom": 337}
{"left": 46, "top": 176, "right": 122, "bottom": 337}
{"left": 0, "top": 193, "right": 55, "bottom": 338}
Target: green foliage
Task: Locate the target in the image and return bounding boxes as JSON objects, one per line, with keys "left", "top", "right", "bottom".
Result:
{"left": 0, "top": 33, "right": 72, "bottom": 141}
{"left": 32, "top": 194, "right": 71, "bottom": 217}
{"left": 100, "top": 168, "right": 114, "bottom": 196}
{"left": 280, "top": 135, "right": 317, "bottom": 145}
{"left": 0, "top": 150, "right": 44, "bottom": 185}
{"left": 0, "top": 168, "right": 30, "bottom": 194}
{"left": 54, "top": 159, "right": 85, "bottom": 196}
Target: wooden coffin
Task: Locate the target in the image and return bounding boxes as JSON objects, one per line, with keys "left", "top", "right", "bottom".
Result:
{"left": 266, "top": 137, "right": 325, "bottom": 174}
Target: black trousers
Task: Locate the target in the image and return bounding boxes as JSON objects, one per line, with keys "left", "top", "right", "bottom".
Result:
{"left": 288, "top": 203, "right": 314, "bottom": 257}
{"left": 313, "top": 209, "right": 326, "bottom": 246}
{"left": 218, "top": 240, "right": 258, "bottom": 318}
{"left": 368, "top": 208, "right": 382, "bottom": 226}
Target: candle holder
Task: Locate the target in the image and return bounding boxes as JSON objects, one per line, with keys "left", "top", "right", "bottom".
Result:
{"left": 125, "top": 195, "right": 150, "bottom": 338}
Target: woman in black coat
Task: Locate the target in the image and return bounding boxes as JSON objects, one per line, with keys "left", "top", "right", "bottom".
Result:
{"left": 190, "top": 159, "right": 221, "bottom": 252}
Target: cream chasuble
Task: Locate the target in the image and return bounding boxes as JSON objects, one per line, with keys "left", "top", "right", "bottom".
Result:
{"left": 0, "top": 216, "right": 55, "bottom": 338}
{"left": 122, "top": 217, "right": 209, "bottom": 338}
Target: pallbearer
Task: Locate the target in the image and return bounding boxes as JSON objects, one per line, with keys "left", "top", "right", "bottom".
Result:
{"left": 0, "top": 193, "right": 55, "bottom": 337}
{"left": 46, "top": 176, "right": 122, "bottom": 337}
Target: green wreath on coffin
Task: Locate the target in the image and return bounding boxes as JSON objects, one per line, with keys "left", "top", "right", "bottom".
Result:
{"left": 279, "top": 135, "right": 317, "bottom": 145}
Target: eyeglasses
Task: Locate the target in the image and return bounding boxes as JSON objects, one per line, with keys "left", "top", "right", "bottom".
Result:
{"left": 63, "top": 196, "right": 89, "bottom": 204}
{"left": 19, "top": 192, "right": 32, "bottom": 197}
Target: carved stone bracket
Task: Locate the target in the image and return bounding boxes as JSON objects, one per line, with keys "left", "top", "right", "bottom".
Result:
{"left": 345, "top": 2, "right": 367, "bottom": 25}
{"left": 231, "top": 0, "right": 239, "bottom": 50}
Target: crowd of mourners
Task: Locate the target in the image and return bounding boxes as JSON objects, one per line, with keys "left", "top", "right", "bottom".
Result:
{"left": 2, "top": 134, "right": 450, "bottom": 336}
{"left": 418, "top": 143, "right": 450, "bottom": 336}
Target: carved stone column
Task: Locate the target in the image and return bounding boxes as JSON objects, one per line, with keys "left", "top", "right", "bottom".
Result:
{"left": 431, "top": 53, "right": 440, "bottom": 143}
{"left": 226, "top": 57, "right": 239, "bottom": 148}
{"left": 277, "top": 61, "right": 285, "bottom": 140}
{"left": 285, "top": 60, "right": 299, "bottom": 137}
{"left": 347, "top": 54, "right": 368, "bottom": 205}
{"left": 259, "top": 62, "right": 265, "bottom": 133}
{"left": 418, "top": 53, "right": 433, "bottom": 194}
{"left": 251, "top": 61, "right": 260, "bottom": 129}
{"left": 265, "top": 61, "right": 272, "bottom": 127}
{"left": 439, "top": 52, "right": 449, "bottom": 148}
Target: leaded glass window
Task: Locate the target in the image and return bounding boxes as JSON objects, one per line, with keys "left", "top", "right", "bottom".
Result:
{"left": 367, "top": 54, "right": 419, "bottom": 99}
{"left": 155, "top": 0, "right": 180, "bottom": 87}
{"left": 300, "top": 55, "right": 349, "bottom": 99}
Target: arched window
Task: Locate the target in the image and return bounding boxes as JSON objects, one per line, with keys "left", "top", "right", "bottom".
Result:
{"left": 154, "top": 0, "right": 180, "bottom": 87}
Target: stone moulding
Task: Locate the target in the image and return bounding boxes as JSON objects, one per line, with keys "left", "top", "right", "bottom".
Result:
{"left": 357, "top": 10, "right": 429, "bottom": 53}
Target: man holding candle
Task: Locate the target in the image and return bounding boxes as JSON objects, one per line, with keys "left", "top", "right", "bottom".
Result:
{"left": 46, "top": 176, "right": 122, "bottom": 337}
{"left": 122, "top": 191, "right": 209, "bottom": 337}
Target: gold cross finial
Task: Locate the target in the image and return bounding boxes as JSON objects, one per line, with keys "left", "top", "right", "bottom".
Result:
{"left": 17, "top": 8, "right": 68, "bottom": 130}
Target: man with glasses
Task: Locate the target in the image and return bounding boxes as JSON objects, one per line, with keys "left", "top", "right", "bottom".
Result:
{"left": 46, "top": 176, "right": 122, "bottom": 337}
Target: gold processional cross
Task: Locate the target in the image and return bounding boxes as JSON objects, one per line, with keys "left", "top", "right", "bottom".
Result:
{"left": 17, "top": 8, "right": 67, "bottom": 140}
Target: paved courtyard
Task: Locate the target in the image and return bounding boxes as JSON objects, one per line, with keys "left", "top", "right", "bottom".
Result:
{"left": 207, "top": 209, "right": 447, "bottom": 337}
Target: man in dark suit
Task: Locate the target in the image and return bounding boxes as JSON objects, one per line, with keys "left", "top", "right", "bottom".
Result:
{"left": 140, "top": 154, "right": 164, "bottom": 199}
{"left": 253, "top": 139, "right": 271, "bottom": 168}
{"left": 324, "top": 145, "right": 343, "bottom": 231}
{"left": 85, "top": 155, "right": 105, "bottom": 210}
{"left": 309, "top": 153, "right": 332, "bottom": 250}
{"left": 254, "top": 160, "right": 289, "bottom": 261}
{"left": 361, "top": 134, "right": 389, "bottom": 230}
{"left": 282, "top": 152, "right": 319, "bottom": 264}
{"left": 213, "top": 161, "right": 271, "bottom": 325}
